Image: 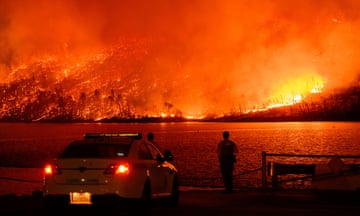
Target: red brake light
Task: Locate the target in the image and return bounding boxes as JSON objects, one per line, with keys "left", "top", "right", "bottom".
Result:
{"left": 44, "top": 163, "right": 61, "bottom": 175}
{"left": 104, "top": 163, "right": 130, "bottom": 175}
{"left": 44, "top": 164, "right": 52, "bottom": 175}
{"left": 116, "top": 164, "right": 129, "bottom": 174}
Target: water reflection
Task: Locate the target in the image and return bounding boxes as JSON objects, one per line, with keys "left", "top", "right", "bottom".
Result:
{"left": 0, "top": 121, "right": 359, "bottom": 188}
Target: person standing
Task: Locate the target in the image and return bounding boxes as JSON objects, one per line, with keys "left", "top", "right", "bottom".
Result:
{"left": 217, "top": 131, "right": 239, "bottom": 193}
{"left": 147, "top": 132, "right": 160, "bottom": 149}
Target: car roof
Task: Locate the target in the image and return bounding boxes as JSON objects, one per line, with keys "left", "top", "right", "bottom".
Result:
{"left": 59, "top": 133, "right": 143, "bottom": 158}
{"left": 80, "top": 133, "right": 142, "bottom": 143}
{"left": 84, "top": 133, "right": 142, "bottom": 139}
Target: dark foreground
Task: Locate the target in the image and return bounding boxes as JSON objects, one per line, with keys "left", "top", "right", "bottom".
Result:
{"left": 0, "top": 189, "right": 359, "bottom": 216}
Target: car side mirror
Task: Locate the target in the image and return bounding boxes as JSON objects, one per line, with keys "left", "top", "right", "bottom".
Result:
{"left": 164, "top": 149, "right": 174, "bottom": 161}
{"left": 156, "top": 153, "right": 165, "bottom": 163}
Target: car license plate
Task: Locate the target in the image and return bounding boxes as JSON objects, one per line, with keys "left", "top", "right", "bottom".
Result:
{"left": 70, "top": 192, "right": 92, "bottom": 204}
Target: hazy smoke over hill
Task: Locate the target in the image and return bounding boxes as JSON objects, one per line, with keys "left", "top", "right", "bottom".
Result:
{"left": 1, "top": 0, "right": 360, "bottom": 119}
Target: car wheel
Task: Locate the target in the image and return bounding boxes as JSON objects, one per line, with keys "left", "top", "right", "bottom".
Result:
{"left": 129, "top": 179, "right": 152, "bottom": 215}
{"left": 142, "top": 180, "right": 152, "bottom": 206}
{"left": 165, "top": 175, "right": 179, "bottom": 208}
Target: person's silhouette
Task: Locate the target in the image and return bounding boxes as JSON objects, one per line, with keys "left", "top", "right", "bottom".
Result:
{"left": 147, "top": 132, "right": 160, "bottom": 149}
{"left": 217, "top": 131, "right": 239, "bottom": 192}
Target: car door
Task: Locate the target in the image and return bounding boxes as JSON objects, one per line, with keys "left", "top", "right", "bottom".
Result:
{"left": 146, "top": 142, "right": 172, "bottom": 196}
{"left": 136, "top": 141, "right": 167, "bottom": 197}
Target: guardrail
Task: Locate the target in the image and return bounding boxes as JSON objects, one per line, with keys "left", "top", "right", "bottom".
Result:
{"left": 261, "top": 151, "right": 360, "bottom": 189}
{"left": 179, "top": 167, "right": 262, "bottom": 188}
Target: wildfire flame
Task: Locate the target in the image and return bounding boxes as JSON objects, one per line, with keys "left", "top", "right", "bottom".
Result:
{"left": 0, "top": 1, "right": 359, "bottom": 121}
{"left": 1, "top": 53, "right": 326, "bottom": 120}
{"left": 265, "top": 72, "right": 324, "bottom": 108}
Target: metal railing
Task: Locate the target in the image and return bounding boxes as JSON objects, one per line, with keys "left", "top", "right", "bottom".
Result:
{"left": 261, "top": 151, "right": 360, "bottom": 189}
{"left": 179, "top": 167, "right": 262, "bottom": 188}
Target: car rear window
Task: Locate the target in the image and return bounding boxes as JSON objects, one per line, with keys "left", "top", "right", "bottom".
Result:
{"left": 59, "top": 142, "right": 130, "bottom": 158}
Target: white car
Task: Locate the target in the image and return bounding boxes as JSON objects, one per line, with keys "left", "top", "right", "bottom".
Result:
{"left": 43, "top": 133, "right": 179, "bottom": 210}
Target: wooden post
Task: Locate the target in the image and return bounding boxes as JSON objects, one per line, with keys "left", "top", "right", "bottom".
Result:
{"left": 262, "top": 151, "right": 267, "bottom": 188}
{"left": 271, "top": 162, "right": 278, "bottom": 188}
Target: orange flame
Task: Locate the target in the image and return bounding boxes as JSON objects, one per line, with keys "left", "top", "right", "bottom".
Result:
{"left": 1, "top": 1, "right": 359, "bottom": 121}
{"left": 247, "top": 71, "right": 325, "bottom": 113}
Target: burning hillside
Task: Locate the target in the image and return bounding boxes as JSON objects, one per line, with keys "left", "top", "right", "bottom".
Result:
{"left": 0, "top": 39, "right": 159, "bottom": 121}
{"left": 0, "top": 38, "right": 329, "bottom": 122}
{"left": 1, "top": 0, "right": 360, "bottom": 121}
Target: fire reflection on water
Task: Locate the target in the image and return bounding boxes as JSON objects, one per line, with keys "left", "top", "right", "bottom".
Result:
{"left": 0, "top": 122, "right": 360, "bottom": 190}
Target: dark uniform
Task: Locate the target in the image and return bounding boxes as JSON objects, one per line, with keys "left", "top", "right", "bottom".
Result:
{"left": 217, "top": 131, "right": 238, "bottom": 192}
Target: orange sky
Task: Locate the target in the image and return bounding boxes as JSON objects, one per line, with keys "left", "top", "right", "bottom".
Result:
{"left": 1, "top": 0, "right": 360, "bottom": 117}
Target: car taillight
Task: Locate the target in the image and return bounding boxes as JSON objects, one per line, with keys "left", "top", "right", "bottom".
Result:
{"left": 44, "top": 164, "right": 62, "bottom": 175}
{"left": 104, "top": 163, "right": 130, "bottom": 175}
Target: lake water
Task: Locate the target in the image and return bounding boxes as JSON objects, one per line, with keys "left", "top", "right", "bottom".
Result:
{"left": 1, "top": 121, "right": 360, "bottom": 192}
